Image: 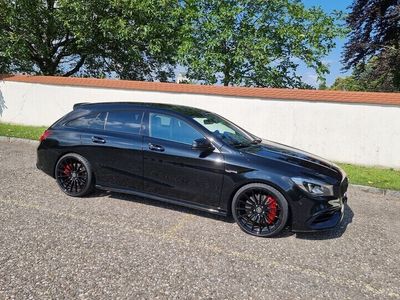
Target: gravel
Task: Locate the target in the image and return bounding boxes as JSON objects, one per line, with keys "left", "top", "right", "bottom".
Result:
{"left": 0, "top": 140, "right": 399, "bottom": 299}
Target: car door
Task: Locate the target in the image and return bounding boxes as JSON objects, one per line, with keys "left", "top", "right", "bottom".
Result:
{"left": 142, "top": 111, "right": 225, "bottom": 208}
{"left": 78, "top": 110, "right": 144, "bottom": 191}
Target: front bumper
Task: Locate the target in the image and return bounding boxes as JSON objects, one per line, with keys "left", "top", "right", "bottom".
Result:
{"left": 290, "top": 177, "right": 348, "bottom": 232}
{"left": 290, "top": 195, "right": 347, "bottom": 232}
{"left": 309, "top": 195, "right": 347, "bottom": 231}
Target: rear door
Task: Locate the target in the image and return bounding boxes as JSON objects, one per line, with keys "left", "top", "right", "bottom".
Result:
{"left": 78, "top": 109, "right": 144, "bottom": 191}
{"left": 142, "top": 111, "right": 224, "bottom": 208}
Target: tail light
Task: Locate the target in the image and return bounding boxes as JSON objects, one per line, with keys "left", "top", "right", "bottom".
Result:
{"left": 39, "top": 130, "right": 52, "bottom": 142}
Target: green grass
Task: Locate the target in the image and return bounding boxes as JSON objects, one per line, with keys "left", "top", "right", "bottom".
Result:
{"left": 337, "top": 163, "right": 400, "bottom": 191}
{"left": 0, "top": 122, "right": 399, "bottom": 191}
{"left": 0, "top": 122, "right": 47, "bottom": 140}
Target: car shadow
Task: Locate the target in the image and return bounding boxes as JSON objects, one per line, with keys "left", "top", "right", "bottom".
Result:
{"left": 91, "top": 189, "right": 235, "bottom": 224}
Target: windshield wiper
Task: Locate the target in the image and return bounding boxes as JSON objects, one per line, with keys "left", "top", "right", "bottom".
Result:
{"left": 232, "top": 142, "right": 252, "bottom": 148}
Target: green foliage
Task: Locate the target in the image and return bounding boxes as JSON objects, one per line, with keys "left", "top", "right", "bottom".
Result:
{"left": 178, "top": 0, "right": 345, "bottom": 87}
{"left": 0, "top": 0, "right": 345, "bottom": 86}
{"left": 330, "top": 76, "right": 362, "bottom": 91}
{"left": 318, "top": 82, "right": 328, "bottom": 90}
{"left": 0, "top": 0, "right": 181, "bottom": 80}
{"left": 332, "top": 50, "right": 400, "bottom": 92}
{"left": 63, "top": 0, "right": 182, "bottom": 80}
{"left": 0, "top": 0, "right": 85, "bottom": 76}
{"left": 0, "top": 25, "right": 10, "bottom": 73}
{"left": 0, "top": 54, "right": 10, "bottom": 74}
{"left": 352, "top": 50, "right": 400, "bottom": 92}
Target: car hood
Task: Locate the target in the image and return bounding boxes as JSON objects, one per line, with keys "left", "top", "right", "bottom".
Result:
{"left": 243, "top": 140, "right": 343, "bottom": 180}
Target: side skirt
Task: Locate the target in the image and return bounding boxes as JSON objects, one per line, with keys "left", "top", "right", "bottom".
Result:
{"left": 95, "top": 184, "right": 228, "bottom": 217}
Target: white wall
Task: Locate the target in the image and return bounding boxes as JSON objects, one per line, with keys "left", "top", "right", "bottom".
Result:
{"left": 1, "top": 80, "right": 399, "bottom": 168}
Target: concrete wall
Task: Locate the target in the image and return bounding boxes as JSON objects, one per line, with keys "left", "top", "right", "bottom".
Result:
{"left": 1, "top": 80, "right": 399, "bottom": 168}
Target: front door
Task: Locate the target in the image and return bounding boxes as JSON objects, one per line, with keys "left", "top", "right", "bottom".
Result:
{"left": 143, "top": 112, "right": 224, "bottom": 208}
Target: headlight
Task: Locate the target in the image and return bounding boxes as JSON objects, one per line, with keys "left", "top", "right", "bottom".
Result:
{"left": 291, "top": 177, "right": 334, "bottom": 197}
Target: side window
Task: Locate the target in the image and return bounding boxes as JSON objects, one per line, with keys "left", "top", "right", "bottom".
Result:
{"left": 149, "top": 112, "right": 203, "bottom": 145}
{"left": 105, "top": 110, "right": 143, "bottom": 134}
{"left": 66, "top": 112, "right": 106, "bottom": 130}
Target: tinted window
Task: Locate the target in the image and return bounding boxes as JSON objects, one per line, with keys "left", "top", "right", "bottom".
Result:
{"left": 67, "top": 112, "right": 106, "bottom": 130}
{"left": 105, "top": 110, "right": 143, "bottom": 134}
{"left": 149, "top": 113, "right": 203, "bottom": 145}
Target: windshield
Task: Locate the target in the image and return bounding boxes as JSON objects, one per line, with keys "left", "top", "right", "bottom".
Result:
{"left": 192, "top": 113, "right": 258, "bottom": 148}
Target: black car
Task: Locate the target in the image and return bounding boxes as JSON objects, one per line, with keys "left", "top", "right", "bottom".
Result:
{"left": 37, "top": 102, "right": 348, "bottom": 237}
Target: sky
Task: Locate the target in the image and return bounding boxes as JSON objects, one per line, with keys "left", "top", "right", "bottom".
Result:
{"left": 301, "top": 0, "right": 353, "bottom": 87}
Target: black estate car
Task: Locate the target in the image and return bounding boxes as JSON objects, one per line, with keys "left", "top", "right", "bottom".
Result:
{"left": 37, "top": 102, "right": 348, "bottom": 237}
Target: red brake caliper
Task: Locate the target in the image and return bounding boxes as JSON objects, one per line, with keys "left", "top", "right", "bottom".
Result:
{"left": 266, "top": 196, "right": 278, "bottom": 224}
{"left": 63, "top": 164, "right": 72, "bottom": 176}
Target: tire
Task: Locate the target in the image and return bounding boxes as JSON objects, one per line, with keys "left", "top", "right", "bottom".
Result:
{"left": 55, "top": 153, "right": 94, "bottom": 197}
{"left": 232, "top": 183, "right": 289, "bottom": 237}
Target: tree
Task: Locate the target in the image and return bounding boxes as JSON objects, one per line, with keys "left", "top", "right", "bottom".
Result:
{"left": 178, "top": 0, "right": 344, "bottom": 87}
{"left": 0, "top": 0, "right": 87, "bottom": 76}
{"left": 0, "top": 0, "right": 181, "bottom": 80}
{"left": 330, "top": 76, "right": 361, "bottom": 91}
{"left": 0, "top": 43, "right": 10, "bottom": 74}
{"left": 333, "top": 51, "right": 400, "bottom": 92}
{"left": 64, "top": 0, "right": 182, "bottom": 81}
{"left": 318, "top": 82, "right": 328, "bottom": 90}
{"left": 343, "top": 0, "right": 400, "bottom": 91}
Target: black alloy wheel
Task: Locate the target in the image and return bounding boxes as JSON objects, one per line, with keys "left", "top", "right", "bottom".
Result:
{"left": 55, "top": 153, "right": 93, "bottom": 197}
{"left": 232, "top": 183, "right": 288, "bottom": 237}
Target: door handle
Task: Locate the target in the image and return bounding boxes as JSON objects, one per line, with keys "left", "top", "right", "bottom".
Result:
{"left": 92, "top": 136, "right": 106, "bottom": 144}
{"left": 148, "top": 143, "right": 165, "bottom": 152}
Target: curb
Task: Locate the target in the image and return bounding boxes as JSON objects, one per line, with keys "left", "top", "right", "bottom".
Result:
{"left": 350, "top": 184, "right": 400, "bottom": 198}
{"left": 0, "top": 136, "right": 39, "bottom": 145}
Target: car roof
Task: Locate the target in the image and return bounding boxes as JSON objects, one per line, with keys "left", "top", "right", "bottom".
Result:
{"left": 74, "top": 102, "right": 212, "bottom": 118}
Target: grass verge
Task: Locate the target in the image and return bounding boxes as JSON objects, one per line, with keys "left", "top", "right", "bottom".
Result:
{"left": 337, "top": 163, "right": 400, "bottom": 191}
{"left": 0, "top": 122, "right": 399, "bottom": 191}
{"left": 0, "top": 122, "right": 47, "bottom": 140}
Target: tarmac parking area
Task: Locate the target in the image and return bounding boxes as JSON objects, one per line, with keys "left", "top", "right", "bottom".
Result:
{"left": 0, "top": 140, "right": 399, "bottom": 299}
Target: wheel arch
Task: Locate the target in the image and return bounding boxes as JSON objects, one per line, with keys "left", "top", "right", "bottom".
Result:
{"left": 226, "top": 179, "right": 293, "bottom": 225}
{"left": 53, "top": 152, "right": 96, "bottom": 184}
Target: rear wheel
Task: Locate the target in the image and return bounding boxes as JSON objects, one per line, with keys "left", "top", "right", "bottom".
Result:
{"left": 55, "top": 153, "right": 93, "bottom": 197}
{"left": 232, "top": 183, "right": 289, "bottom": 237}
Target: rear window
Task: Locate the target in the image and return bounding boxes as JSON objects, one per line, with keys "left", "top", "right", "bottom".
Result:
{"left": 105, "top": 110, "right": 143, "bottom": 134}
{"left": 66, "top": 112, "right": 107, "bottom": 130}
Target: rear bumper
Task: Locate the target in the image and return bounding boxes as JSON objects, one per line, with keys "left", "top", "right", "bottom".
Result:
{"left": 36, "top": 144, "right": 57, "bottom": 178}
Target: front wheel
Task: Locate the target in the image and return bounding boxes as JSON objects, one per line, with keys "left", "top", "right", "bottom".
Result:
{"left": 55, "top": 153, "right": 94, "bottom": 197}
{"left": 232, "top": 183, "right": 289, "bottom": 237}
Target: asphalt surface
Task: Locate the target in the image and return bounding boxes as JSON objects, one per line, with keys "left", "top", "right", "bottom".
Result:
{"left": 0, "top": 140, "right": 399, "bottom": 299}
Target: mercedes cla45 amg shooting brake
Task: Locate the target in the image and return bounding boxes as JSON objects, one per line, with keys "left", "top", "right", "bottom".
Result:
{"left": 37, "top": 102, "right": 348, "bottom": 237}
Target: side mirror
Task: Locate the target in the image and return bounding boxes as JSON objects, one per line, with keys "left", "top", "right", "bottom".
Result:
{"left": 192, "top": 138, "right": 215, "bottom": 151}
